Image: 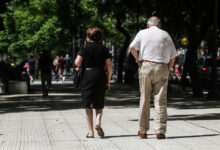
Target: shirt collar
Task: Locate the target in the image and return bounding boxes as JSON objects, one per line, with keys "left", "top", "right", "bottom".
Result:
{"left": 149, "top": 26, "right": 158, "bottom": 29}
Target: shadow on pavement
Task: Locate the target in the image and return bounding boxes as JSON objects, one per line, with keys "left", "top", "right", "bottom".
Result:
{"left": 103, "top": 133, "right": 219, "bottom": 139}
{"left": 104, "top": 134, "right": 139, "bottom": 139}
{"left": 0, "top": 95, "right": 83, "bottom": 114}
{"left": 168, "top": 113, "right": 220, "bottom": 120}
{"left": 129, "top": 112, "right": 220, "bottom": 121}
{"left": 0, "top": 84, "right": 141, "bottom": 114}
{"left": 0, "top": 83, "right": 220, "bottom": 115}
{"left": 167, "top": 97, "right": 220, "bottom": 109}
{"left": 167, "top": 134, "right": 219, "bottom": 139}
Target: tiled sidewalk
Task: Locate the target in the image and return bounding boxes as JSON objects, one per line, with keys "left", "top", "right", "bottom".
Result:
{"left": 0, "top": 84, "right": 220, "bottom": 150}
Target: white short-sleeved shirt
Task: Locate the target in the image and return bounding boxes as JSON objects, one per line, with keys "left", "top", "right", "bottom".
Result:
{"left": 130, "top": 26, "right": 177, "bottom": 64}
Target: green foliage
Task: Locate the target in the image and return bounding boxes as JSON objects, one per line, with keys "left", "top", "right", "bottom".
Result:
{"left": 0, "top": 30, "right": 8, "bottom": 53}
{"left": 0, "top": 0, "right": 62, "bottom": 60}
{"left": 0, "top": 0, "right": 156, "bottom": 60}
{"left": 0, "top": 0, "right": 216, "bottom": 64}
{"left": 79, "top": 0, "right": 124, "bottom": 47}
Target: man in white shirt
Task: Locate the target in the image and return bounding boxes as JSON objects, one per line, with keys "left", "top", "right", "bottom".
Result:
{"left": 130, "top": 16, "right": 177, "bottom": 139}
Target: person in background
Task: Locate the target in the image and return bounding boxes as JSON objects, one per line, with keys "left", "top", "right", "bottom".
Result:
{"left": 28, "top": 56, "right": 35, "bottom": 84}
{"left": 58, "top": 56, "right": 66, "bottom": 82}
{"left": 53, "top": 56, "right": 59, "bottom": 82}
{"left": 75, "top": 27, "right": 112, "bottom": 138}
{"left": 129, "top": 16, "right": 177, "bottom": 139}
{"left": 64, "top": 54, "right": 71, "bottom": 76}
{"left": 38, "top": 50, "right": 53, "bottom": 97}
{"left": 23, "top": 62, "right": 28, "bottom": 71}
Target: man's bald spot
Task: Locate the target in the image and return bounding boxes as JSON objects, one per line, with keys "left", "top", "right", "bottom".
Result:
{"left": 147, "top": 16, "right": 161, "bottom": 28}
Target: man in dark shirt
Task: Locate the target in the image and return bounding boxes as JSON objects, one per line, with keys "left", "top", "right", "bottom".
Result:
{"left": 38, "top": 50, "right": 53, "bottom": 97}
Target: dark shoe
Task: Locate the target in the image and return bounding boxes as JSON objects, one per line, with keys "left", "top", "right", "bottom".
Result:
{"left": 86, "top": 133, "right": 94, "bottom": 138}
{"left": 156, "top": 133, "right": 166, "bottom": 139}
{"left": 95, "top": 126, "right": 104, "bottom": 138}
{"left": 138, "top": 131, "right": 147, "bottom": 139}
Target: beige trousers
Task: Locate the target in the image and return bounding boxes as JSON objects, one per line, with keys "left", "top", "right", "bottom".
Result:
{"left": 139, "top": 62, "right": 169, "bottom": 134}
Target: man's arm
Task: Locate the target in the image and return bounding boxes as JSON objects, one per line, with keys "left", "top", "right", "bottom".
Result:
{"left": 129, "top": 46, "right": 141, "bottom": 66}
{"left": 168, "top": 58, "right": 175, "bottom": 73}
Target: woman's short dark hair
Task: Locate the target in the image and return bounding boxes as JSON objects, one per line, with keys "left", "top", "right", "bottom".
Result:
{"left": 86, "top": 27, "right": 102, "bottom": 42}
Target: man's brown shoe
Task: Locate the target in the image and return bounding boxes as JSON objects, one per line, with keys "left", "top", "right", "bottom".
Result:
{"left": 156, "top": 133, "right": 166, "bottom": 139}
{"left": 138, "top": 131, "right": 147, "bottom": 139}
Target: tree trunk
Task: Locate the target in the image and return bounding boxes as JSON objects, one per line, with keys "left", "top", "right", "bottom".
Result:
{"left": 207, "top": 29, "right": 218, "bottom": 98}
{"left": 181, "top": 1, "right": 212, "bottom": 97}
{"left": 208, "top": 0, "right": 218, "bottom": 98}
{"left": 116, "top": 17, "right": 131, "bottom": 83}
{"left": 185, "top": 41, "right": 203, "bottom": 97}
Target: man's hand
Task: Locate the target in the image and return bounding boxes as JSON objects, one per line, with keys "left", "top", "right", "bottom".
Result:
{"left": 137, "top": 60, "right": 141, "bottom": 67}
{"left": 168, "top": 58, "right": 175, "bottom": 73}
{"left": 130, "top": 47, "right": 140, "bottom": 66}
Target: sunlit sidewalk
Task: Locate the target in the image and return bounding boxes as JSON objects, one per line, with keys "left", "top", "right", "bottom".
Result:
{"left": 0, "top": 84, "right": 220, "bottom": 150}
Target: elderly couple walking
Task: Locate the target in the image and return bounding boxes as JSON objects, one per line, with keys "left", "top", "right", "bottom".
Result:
{"left": 75, "top": 16, "right": 177, "bottom": 139}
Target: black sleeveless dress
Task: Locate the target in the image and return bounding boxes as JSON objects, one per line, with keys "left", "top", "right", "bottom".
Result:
{"left": 78, "top": 42, "right": 111, "bottom": 109}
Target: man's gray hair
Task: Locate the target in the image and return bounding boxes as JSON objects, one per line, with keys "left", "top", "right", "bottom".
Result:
{"left": 147, "top": 16, "right": 161, "bottom": 27}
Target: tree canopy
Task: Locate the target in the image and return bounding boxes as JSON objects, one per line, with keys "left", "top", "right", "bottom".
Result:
{"left": 0, "top": 0, "right": 219, "bottom": 96}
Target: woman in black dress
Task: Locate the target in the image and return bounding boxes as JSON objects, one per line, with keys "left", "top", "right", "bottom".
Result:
{"left": 75, "top": 27, "right": 113, "bottom": 138}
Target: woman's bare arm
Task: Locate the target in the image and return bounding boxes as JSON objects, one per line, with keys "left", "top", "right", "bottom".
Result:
{"left": 75, "top": 55, "right": 83, "bottom": 67}
{"left": 105, "top": 58, "right": 113, "bottom": 92}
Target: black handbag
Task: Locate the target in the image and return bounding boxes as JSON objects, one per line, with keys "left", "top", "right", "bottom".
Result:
{"left": 73, "top": 68, "right": 82, "bottom": 88}
{"left": 73, "top": 43, "right": 85, "bottom": 88}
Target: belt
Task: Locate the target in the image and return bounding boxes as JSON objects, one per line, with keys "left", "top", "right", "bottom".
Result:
{"left": 84, "top": 68, "right": 103, "bottom": 71}
{"left": 142, "top": 60, "right": 156, "bottom": 63}
{"left": 141, "top": 60, "right": 165, "bottom": 64}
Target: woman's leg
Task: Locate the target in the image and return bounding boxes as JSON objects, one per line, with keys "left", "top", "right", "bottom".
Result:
{"left": 95, "top": 109, "right": 103, "bottom": 127}
{"left": 95, "top": 109, "right": 104, "bottom": 137}
{"left": 85, "top": 108, "right": 94, "bottom": 136}
{"left": 59, "top": 72, "right": 62, "bottom": 78}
